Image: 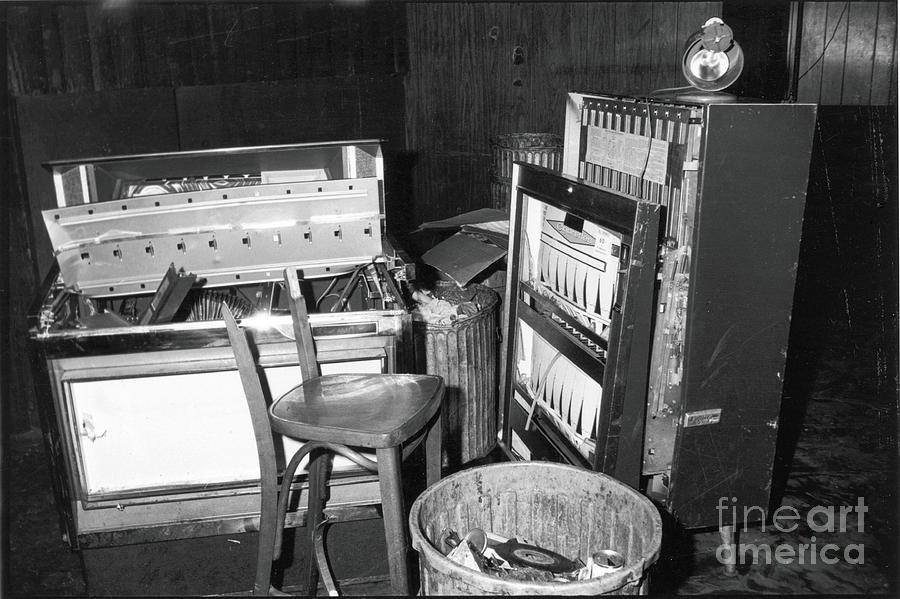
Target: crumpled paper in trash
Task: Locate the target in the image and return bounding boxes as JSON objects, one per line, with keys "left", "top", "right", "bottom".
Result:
{"left": 412, "top": 288, "right": 481, "bottom": 325}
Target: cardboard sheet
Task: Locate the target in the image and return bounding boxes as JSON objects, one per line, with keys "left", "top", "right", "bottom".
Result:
{"left": 415, "top": 208, "right": 509, "bottom": 231}
{"left": 421, "top": 232, "right": 507, "bottom": 286}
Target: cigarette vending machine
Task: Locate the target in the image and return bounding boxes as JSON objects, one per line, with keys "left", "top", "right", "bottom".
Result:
{"left": 501, "top": 93, "right": 816, "bottom": 528}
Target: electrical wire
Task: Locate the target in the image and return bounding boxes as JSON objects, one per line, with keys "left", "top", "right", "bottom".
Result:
{"left": 796, "top": 1, "right": 850, "bottom": 82}
{"left": 638, "top": 99, "right": 657, "bottom": 182}
{"left": 646, "top": 85, "right": 696, "bottom": 95}
{"left": 524, "top": 351, "right": 564, "bottom": 431}
{"left": 315, "top": 276, "right": 341, "bottom": 308}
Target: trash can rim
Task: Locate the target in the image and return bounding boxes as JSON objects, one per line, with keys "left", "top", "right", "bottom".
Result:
{"left": 409, "top": 462, "right": 663, "bottom": 593}
{"left": 413, "top": 284, "right": 500, "bottom": 331}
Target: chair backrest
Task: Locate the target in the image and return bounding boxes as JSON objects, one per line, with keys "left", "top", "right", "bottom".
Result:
{"left": 284, "top": 268, "right": 320, "bottom": 381}
{"left": 221, "top": 305, "right": 279, "bottom": 493}
{"left": 222, "top": 305, "right": 283, "bottom": 594}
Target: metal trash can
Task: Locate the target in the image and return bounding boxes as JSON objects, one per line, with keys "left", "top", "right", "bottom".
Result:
{"left": 415, "top": 283, "right": 500, "bottom": 468}
{"left": 409, "top": 462, "right": 663, "bottom": 595}
{"left": 490, "top": 133, "right": 563, "bottom": 211}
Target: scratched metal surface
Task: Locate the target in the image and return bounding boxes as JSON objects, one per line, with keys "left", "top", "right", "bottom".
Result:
{"left": 666, "top": 103, "right": 817, "bottom": 528}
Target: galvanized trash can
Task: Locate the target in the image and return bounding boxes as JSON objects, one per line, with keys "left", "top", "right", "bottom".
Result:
{"left": 409, "top": 462, "right": 663, "bottom": 595}
{"left": 490, "top": 133, "right": 563, "bottom": 211}
{"left": 414, "top": 283, "right": 500, "bottom": 468}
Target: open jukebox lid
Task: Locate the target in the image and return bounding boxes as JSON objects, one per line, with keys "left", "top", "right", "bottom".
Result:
{"left": 42, "top": 141, "right": 386, "bottom": 297}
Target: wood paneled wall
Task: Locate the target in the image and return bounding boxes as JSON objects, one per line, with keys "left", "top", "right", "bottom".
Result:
{"left": 404, "top": 2, "right": 722, "bottom": 226}
{"left": 6, "top": 2, "right": 405, "bottom": 95}
{"left": 797, "top": 1, "right": 897, "bottom": 105}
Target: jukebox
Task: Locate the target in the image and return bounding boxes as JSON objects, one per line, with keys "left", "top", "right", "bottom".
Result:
{"left": 500, "top": 93, "right": 817, "bottom": 529}
{"left": 28, "top": 141, "right": 415, "bottom": 548}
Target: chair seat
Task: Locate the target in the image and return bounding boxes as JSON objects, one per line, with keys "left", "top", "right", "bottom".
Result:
{"left": 270, "top": 373, "right": 444, "bottom": 449}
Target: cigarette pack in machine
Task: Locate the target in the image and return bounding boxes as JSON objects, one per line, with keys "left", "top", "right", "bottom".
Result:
{"left": 28, "top": 141, "right": 415, "bottom": 548}
{"left": 500, "top": 93, "right": 817, "bottom": 529}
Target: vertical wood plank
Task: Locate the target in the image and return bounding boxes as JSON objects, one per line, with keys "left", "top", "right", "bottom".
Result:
{"left": 480, "top": 2, "right": 511, "bottom": 140}
{"left": 871, "top": 2, "right": 898, "bottom": 105}
{"left": 798, "top": 2, "right": 827, "bottom": 103}
{"left": 614, "top": 2, "right": 653, "bottom": 96}
{"left": 493, "top": 2, "right": 529, "bottom": 135}
{"left": 649, "top": 2, "right": 681, "bottom": 92}
{"left": 190, "top": 3, "right": 218, "bottom": 85}
{"left": 274, "top": 4, "right": 301, "bottom": 79}
{"left": 302, "top": 4, "right": 336, "bottom": 78}
{"left": 569, "top": 2, "right": 618, "bottom": 93}
{"left": 820, "top": 1, "right": 850, "bottom": 104}
{"left": 108, "top": 7, "right": 140, "bottom": 89}
{"left": 206, "top": 4, "right": 244, "bottom": 85}
{"left": 528, "top": 2, "right": 571, "bottom": 134}
{"left": 135, "top": 5, "right": 174, "bottom": 88}
{"left": 891, "top": 28, "right": 898, "bottom": 104}
{"left": 164, "top": 3, "right": 200, "bottom": 86}
{"left": 6, "top": 6, "right": 48, "bottom": 95}
{"left": 84, "top": 6, "right": 116, "bottom": 91}
{"left": 329, "top": 3, "right": 353, "bottom": 77}
{"left": 260, "top": 3, "right": 295, "bottom": 80}
{"left": 842, "top": 2, "right": 878, "bottom": 104}
{"left": 56, "top": 5, "right": 94, "bottom": 92}
{"left": 39, "top": 6, "right": 65, "bottom": 93}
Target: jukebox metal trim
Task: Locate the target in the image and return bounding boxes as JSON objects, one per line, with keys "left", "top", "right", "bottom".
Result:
{"left": 43, "top": 141, "right": 387, "bottom": 295}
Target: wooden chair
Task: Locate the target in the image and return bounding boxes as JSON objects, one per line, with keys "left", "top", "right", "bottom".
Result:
{"left": 222, "top": 269, "right": 443, "bottom": 596}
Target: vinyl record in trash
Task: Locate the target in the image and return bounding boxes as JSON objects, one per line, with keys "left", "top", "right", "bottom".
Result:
{"left": 493, "top": 540, "right": 579, "bottom": 573}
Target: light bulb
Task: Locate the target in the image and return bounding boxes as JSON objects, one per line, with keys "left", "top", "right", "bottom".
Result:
{"left": 689, "top": 49, "right": 730, "bottom": 82}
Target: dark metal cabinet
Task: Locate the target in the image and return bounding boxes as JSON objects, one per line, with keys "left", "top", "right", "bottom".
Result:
{"left": 500, "top": 93, "right": 817, "bottom": 529}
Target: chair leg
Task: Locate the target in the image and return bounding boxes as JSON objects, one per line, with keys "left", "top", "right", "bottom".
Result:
{"left": 376, "top": 445, "right": 409, "bottom": 595}
{"left": 425, "top": 412, "right": 442, "bottom": 487}
{"left": 254, "top": 461, "right": 279, "bottom": 595}
{"left": 303, "top": 450, "right": 328, "bottom": 596}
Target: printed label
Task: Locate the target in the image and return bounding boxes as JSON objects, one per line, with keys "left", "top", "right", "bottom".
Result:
{"left": 683, "top": 408, "right": 722, "bottom": 428}
{"left": 584, "top": 126, "right": 669, "bottom": 185}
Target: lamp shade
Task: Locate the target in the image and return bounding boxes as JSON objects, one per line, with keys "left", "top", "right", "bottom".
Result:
{"left": 681, "top": 18, "right": 743, "bottom": 92}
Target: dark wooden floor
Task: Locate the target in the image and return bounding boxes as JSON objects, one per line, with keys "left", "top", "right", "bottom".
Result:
{"left": 5, "top": 314, "right": 897, "bottom": 596}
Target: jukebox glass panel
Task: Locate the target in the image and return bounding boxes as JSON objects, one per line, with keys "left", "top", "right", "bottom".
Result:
{"left": 68, "top": 355, "right": 384, "bottom": 501}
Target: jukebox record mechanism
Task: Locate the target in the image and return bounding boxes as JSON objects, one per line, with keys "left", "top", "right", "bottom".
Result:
{"left": 185, "top": 289, "right": 253, "bottom": 322}
{"left": 138, "top": 263, "right": 197, "bottom": 326}
{"left": 121, "top": 175, "right": 262, "bottom": 199}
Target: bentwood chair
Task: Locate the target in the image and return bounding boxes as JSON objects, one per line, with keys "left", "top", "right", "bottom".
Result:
{"left": 222, "top": 268, "right": 443, "bottom": 596}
